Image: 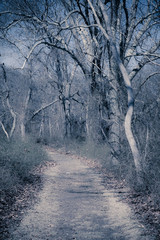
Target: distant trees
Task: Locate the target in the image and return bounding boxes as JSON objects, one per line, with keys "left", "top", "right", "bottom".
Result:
{"left": 0, "top": 0, "right": 159, "bottom": 185}
{"left": 0, "top": 64, "right": 31, "bottom": 140}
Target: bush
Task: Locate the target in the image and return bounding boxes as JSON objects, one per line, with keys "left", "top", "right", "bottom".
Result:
{"left": 0, "top": 137, "right": 47, "bottom": 200}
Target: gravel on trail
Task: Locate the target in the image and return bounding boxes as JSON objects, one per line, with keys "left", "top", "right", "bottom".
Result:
{"left": 9, "top": 148, "right": 154, "bottom": 240}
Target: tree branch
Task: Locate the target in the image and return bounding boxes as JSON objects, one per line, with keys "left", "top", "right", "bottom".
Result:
{"left": 29, "top": 99, "right": 59, "bottom": 121}
{"left": 0, "top": 120, "right": 9, "bottom": 140}
{"left": 135, "top": 72, "right": 160, "bottom": 99}
{"left": 60, "top": 10, "right": 80, "bottom": 25}
{"left": 20, "top": 40, "right": 44, "bottom": 69}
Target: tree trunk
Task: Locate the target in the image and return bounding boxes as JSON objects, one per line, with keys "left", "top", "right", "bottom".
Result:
{"left": 116, "top": 52, "right": 143, "bottom": 184}
{"left": 49, "top": 117, "right": 52, "bottom": 140}
{"left": 64, "top": 99, "right": 71, "bottom": 138}
{"left": 108, "top": 78, "right": 120, "bottom": 165}
{"left": 14, "top": 114, "right": 26, "bottom": 141}
{"left": 39, "top": 114, "right": 45, "bottom": 139}
{"left": 86, "top": 89, "right": 101, "bottom": 143}
{"left": 20, "top": 120, "right": 26, "bottom": 141}
{"left": 110, "top": 44, "right": 143, "bottom": 184}
{"left": 107, "top": 52, "right": 121, "bottom": 165}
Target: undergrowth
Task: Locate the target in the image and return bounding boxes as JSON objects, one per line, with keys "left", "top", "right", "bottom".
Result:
{"left": 52, "top": 138, "right": 160, "bottom": 200}
{"left": 69, "top": 140, "right": 110, "bottom": 162}
{"left": 51, "top": 138, "right": 111, "bottom": 170}
{"left": 0, "top": 137, "right": 47, "bottom": 202}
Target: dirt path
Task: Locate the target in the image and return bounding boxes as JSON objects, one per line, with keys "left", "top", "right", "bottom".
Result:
{"left": 9, "top": 148, "right": 154, "bottom": 240}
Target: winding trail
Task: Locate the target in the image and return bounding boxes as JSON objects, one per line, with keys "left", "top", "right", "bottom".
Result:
{"left": 10, "top": 148, "right": 153, "bottom": 240}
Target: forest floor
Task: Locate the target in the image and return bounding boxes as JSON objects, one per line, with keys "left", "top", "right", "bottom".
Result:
{"left": 1, "top": 147, "right": 160, "bottom": 239}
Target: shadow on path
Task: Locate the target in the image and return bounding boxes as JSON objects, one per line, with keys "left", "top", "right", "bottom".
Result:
{"left": 9, "top": 149, "right": 153, "bottom": 240}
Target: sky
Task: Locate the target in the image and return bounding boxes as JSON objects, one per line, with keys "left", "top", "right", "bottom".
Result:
{"left": 0, "top": 44, "right": 24, "bottom": 68}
